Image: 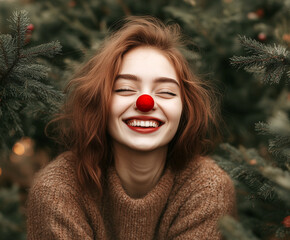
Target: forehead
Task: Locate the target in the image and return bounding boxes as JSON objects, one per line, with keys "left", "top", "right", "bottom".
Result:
{"left": 119, "top": 46, "right": 178, "bottom": 81}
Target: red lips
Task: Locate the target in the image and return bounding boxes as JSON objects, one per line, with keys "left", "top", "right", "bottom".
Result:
{"left": 123, "top": 116, "right": 164, "bottom": 134}
{"left": 127, "top": 125, "right": 161, "bottom": 133}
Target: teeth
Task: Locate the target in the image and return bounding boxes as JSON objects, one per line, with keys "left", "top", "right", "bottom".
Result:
{"left": 126, "top": 119, "right": 159, "bottom": 128}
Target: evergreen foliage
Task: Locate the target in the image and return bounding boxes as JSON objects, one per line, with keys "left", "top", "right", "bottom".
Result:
{"left": 216, "top": 36, "right": 290, "bottom": 239}
{"left": 19, "top": 0, "right": 288, "bottom": 147}
{"left": 219, "top": 215, "right": 260, "bottom": 240}
{"left": 0, "top": 0, "right": 290, "bottom": 239}
{"left": 0, "top": 185, "right": 25, "bottom": 240}
{"left": 0, "top": 10, "right": 62, "bottom": 149}
{"left": 230, "top": 35, "right": 290, "bottom": 84}
{"left": 0, "top": 10, "right": 62, "bottom": 239}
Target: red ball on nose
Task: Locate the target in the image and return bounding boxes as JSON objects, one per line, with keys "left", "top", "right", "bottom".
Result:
{"left": 136, "top": 94, "right": 154, "bottom": 112}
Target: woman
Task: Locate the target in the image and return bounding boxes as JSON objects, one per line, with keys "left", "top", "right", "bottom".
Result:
{"left": 26, "top": 16, "right": 236, "bottom": 240}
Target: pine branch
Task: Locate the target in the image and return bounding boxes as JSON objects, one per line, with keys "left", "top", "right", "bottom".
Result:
{"left": 0, "top": 10, "right": 62, "bottom": 144}
{"left": 262, "top": 167, "right": 290, "bottom": 210}
{"left": 264, "top": 64, "right": 286, "bottom": 84}
{"left": 1, "top": 100, "right": 23, "bottom": 136}
{"left": 0, "top": 185, "right": 24, "bottom": 233}
{"left": 263, "top": 167, "right": 290, "bottom": 191}
{"left": 214, "top": 144, "right": 278, "bottom": 202}
{"left": 0, "top": 34, "right": 17, "bottom": 84}
{"left": 12, "top": 64, "right": 50, "bottom": 82}
{"left": 1, "top": 81, "right": 30, "bottom": 101}
{"left": 0, "top": 11, "right": 30, "bottom": 82}
{"left": 0, "top": 34, "right": 14, "bottom": 74}
{"left": 230, "top": 35, "right": 290, "bottom": 84}
{"left": 27, "top": 79, "right": 63, "bottom": 104}
{"left": 255, "top": 121, "right": 290, "bottom": 137}
{"left": 8, "top": 10, "right": 30, "bottom": 54}
{"left": 20, "top": 41, "right": 61, "bottom": 59}
{"left": 255, "top": 115, "right": 290, "bottom": 167}
{"left": 235, "top": 166, "right": 277, "bottom": 202}
{"left": 0, "top": 10, "right": 62, "bottom": 84}
{"left": 219, "top": 215, "right": 259, "bottom": 240}
{"left": 269, "top": 136, "right": 290, "bottom": 159}
{"left": 44, "top": 2, "right": 96, "bottom": 37}
{"left": 219, "top": 143, "right": 245, "bottom": 163}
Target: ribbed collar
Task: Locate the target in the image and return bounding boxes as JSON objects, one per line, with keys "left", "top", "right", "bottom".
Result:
{"left": 102, "top": 165, "right": 174, "bottom": 240}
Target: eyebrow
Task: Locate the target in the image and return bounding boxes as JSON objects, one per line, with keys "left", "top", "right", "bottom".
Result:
{"left": 116, "top": 74, "right": 180, "bottom": 87}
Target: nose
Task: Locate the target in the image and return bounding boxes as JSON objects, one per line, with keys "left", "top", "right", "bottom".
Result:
{"left": 136, "top": 94, "right": 155, "bottom": 112}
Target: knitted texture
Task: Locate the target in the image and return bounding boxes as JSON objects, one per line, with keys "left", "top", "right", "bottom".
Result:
{"left": 26, "top": 153, "right": 236, "bottom": 240}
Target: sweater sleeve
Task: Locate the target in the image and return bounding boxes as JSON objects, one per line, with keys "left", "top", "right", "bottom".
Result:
{"left": 168, "top": 161, "right": 236, "bottom": 240}
{"left": 26, "top": 163, "right": 94, "bottom": 240}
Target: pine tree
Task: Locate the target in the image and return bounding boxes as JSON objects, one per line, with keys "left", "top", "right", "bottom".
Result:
{"left": 18, "top": 0, "right": 289, "bottom": 148}
{"left": 0, "top": 0, "right": 290, "bottom": 238}
{"left": 0, "top": 10, "right": 61, "bottom": 239}
{"left": 217, "top": 36, "right": 290, "bottom": 239}
{"left": 0, "top": 10, "right": 62, "bottom": 150}
{"left": 0, "top": 185, "right": 26, "bottom": 240}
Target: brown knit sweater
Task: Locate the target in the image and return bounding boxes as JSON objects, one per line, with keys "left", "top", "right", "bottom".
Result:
{"left": 26, "top": 153, "right": 236, "bottom": 240}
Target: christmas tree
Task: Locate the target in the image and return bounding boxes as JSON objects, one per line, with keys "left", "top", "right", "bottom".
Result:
{"left": 0, "top": 0, "right": 289, "bottom": 239}
{"left": 0, "top": 10, "right": 62, "bottom": 149}
{"left": 0, "top": 9, "right": 61, "bottom": 240}
{"left": 216, "top": 35, "right": 290, "bottom": 239}
{"left": 11, "top": 0, "right": 288, "bottom": 147}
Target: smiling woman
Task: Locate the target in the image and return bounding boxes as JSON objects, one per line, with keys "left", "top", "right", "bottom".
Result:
{"left": 26, "top": 16, "right": 236, "bottom": 240}
{"left": 109, "top": 47, "right": 182, "bottom": 154}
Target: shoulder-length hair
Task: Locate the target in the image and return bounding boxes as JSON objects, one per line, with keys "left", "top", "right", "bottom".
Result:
{"left": 49, "top": 16, "right": 222, "bottom": 196}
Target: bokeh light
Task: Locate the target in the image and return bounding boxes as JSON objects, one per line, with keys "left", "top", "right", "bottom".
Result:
{"left": 13, "top": 142, "right": 25, "bottom": 156}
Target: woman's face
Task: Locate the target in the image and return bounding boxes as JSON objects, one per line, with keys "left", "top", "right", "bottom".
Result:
{"left": 108, "top": 46, "right": 183, "bottom": 152}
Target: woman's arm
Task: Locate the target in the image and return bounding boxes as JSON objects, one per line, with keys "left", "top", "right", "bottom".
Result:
{"left": 168, "top": 166, "right": 236, "bottom": 240}
{"left": 26, "top": 173, "right": 94, "bottom": 240}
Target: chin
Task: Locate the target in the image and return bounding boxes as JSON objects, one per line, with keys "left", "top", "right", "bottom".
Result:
{"left": 126, "top": 142, "right": 167, "bottom": 152}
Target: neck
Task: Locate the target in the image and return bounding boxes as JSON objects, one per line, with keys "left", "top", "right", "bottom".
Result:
{"left": 113, "top": 142, "right": 168, "bottom": 198}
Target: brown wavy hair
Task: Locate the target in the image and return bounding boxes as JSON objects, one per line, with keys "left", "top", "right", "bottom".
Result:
{"left": 48, "top": 16, "right": 222, "bottom": 196}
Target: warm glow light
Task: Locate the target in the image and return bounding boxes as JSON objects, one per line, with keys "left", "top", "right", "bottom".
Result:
{"left": 249, "top": 159, "right": 257, "bottom": 165}
{"left": 0, "top": 168, "right": 2, "bottom": 176}
{"left": 23, "top": 138, "right": 33, "bottom": 146}
{"left": 13, "top": 142, "right": 25, "bottom": 156}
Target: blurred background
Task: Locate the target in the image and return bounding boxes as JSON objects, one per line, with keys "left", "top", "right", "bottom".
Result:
{"left": 0, "top": 0, "right": 289, "bottom": 239}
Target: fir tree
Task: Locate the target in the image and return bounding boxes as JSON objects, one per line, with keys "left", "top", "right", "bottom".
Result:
{"left": 17, "top": 0, "right": 289, "bottom": 147}
{"left": 0, "top": 185, "right": 26, "bottom": 240}
{"left": 230, "top": 35, "right": 289, "bottom": 84}
{"left": 0, "top": 10, "right": 61, "bottom": 239}
{"left": 217, "top": 36, "right": 290, "bottom": 239}
{"left": 0, "top": 0, "right": 290, "bottom": 238}
{"left": 0, "top": 10, "right": 62, "bottom": 150}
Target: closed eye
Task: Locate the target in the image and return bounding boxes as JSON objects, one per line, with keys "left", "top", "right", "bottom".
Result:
{"left": 115, "top": 89, "right": 136, "bottom": 92}
{"left": 158, "top": 91, "right": 177, "bottom": 96}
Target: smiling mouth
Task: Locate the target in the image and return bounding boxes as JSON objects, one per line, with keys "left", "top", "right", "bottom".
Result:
{"left": 124, "top": 119, "right": 164, "bottom": 128}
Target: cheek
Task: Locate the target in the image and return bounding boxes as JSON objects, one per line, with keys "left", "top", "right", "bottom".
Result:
{"left": 170, "top": 101, "right": 183, "bottom": 124}
{"left": 108, "top": 96, "right": 120, "bottom": 130}
{"left": 108, "top": 98, "right": 121, "bottom": 139}
{"left": 109, "top": 96, "right": 133, "bottom": 121}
